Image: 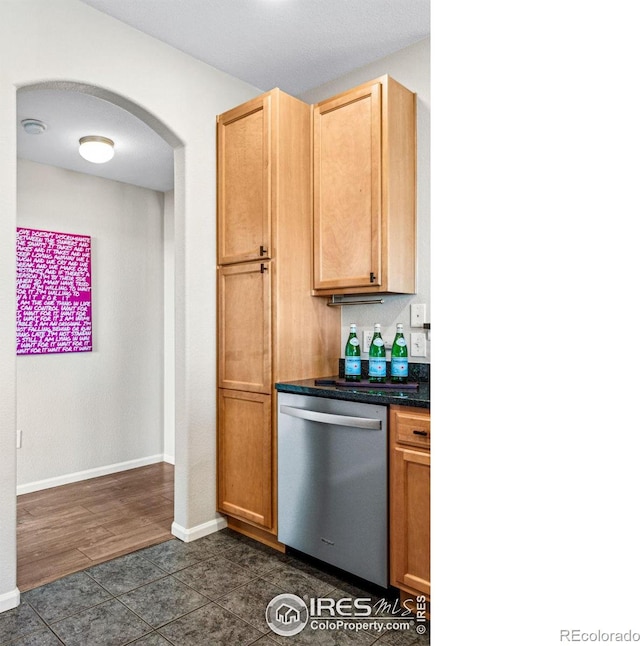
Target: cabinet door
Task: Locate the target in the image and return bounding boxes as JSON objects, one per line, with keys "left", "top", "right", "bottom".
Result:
{"left": 217, "top": 93, "right": 272, "bottom": 265}
{"left": 217, "top": 389, "right": 272, "bottom": 529}
{"left": 390, "top": 445, "right": 430, "bottom": 598}
{"left": 218, "top": 261, "right": 271, "bottom": 393}
{"left": 313, "top": 81, "right": 382, "bottom": 291}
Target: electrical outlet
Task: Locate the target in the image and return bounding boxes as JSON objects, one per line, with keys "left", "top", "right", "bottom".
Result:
{"left": 410, "top": 303, "right": 427, "bottom": 328}
{"left": 363, "top": 330, "right": 374, "bottom": 353}
{"left": 410, "top": 332, "right": 427, "bottom": 357}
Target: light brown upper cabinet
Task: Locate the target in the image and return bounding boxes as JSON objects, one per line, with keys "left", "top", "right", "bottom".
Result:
{"left": 217, "top": 93, "right": 272, "bottom": 265}
{"left": 313, "top": 75, "right": 417, "bottom": 296}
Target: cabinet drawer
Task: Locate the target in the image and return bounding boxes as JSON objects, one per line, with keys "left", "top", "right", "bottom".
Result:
{"left": 391, "top": 406, "right": 430, "bottom": 450}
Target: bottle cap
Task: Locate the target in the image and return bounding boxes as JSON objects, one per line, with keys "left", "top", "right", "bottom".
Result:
{"left": 374, "top": 323, "right": 381, "bottom": 331}
{"left": 397, "top": 323, "right": 403, "bottom": 330}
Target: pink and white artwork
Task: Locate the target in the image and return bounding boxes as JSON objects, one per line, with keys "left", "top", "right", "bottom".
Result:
{"left": 17, "top": 227, "right": 92, "bottom": 355}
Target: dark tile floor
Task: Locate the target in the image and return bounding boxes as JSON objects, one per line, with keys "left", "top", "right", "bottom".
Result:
{"left": 1, "top": 529, "right": 429, "bottom": 646}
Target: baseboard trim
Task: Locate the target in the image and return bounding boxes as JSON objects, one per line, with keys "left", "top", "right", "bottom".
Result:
{"left": 163, "top": 454, "right": 175, "bottom": 465}
{"left": 171, "top": 517, "right": 228, "bottom": 543}
{"left": 0, "top": 588, "right": 20, "bottom": 613}
{"left": 17, "top": 455, "right": 166, "bottom": 496}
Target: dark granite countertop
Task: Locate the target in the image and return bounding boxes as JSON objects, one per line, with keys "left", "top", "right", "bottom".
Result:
{"left": 275, "top": 377, "right": 430, "bottom": 409}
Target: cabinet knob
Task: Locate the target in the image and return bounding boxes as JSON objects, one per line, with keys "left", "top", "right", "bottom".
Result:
{"left": 260, "top": 245, "right": 268, "bottom": 256}
{"left": 260, "top": 263, "right": 268, "bottom": 273}
{"left": 370, "top": 272, "right": 376, "bottom": 283}
{"left": 413, "top": 429, "right": 428, "bottom": 437}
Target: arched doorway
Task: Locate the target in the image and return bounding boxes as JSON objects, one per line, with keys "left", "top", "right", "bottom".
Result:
{"left": 15, "top": 81, "right": 180, "bottom": 590}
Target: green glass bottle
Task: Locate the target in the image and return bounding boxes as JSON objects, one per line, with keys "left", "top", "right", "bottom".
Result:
{"left": 368, "top": 323, "right": 387, "bottom": 383}
{"left": 344, "top": 323, "right": 361, "bottom": 382}
{"left": 391, "top": 323, "right": 409, "bottom": 384}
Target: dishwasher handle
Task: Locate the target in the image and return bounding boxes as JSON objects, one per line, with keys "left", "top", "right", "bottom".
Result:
{"left": 279, "top": 405, "right": 382, "bottom": 430}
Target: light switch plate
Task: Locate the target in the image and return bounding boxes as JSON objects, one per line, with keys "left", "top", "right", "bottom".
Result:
{"left": 410, "top": 332, "right": 427, "bottom": 357}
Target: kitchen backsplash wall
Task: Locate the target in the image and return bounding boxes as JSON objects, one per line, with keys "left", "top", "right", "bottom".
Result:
{"left": 300, "top": 38, "right": 430, "bottom": 364}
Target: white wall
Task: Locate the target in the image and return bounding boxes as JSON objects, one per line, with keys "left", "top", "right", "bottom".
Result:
{"left": 0, "top": 0, "right": 261, "bottom": 610}
{"left": 16, "top": 159, "right": 164, "bottom": 489}
{"left": 300, "top": 38, "right": 430, "bottom": 363}
{"left": 163, "top": 190, "right": 175, "bottom": 464}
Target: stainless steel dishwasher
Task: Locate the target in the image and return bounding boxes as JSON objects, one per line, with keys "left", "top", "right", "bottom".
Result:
{"left": 277, "top": 392, "right": 388, "bottom": 587}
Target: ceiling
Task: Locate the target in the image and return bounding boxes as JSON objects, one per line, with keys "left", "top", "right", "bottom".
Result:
{"left": 18, "top": 89, "right": 175, "bottom": 192}
{"left": 17, "top": 0, "right": 429, "bottom": 192}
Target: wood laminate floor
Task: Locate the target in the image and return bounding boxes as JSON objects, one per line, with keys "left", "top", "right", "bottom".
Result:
{"left": 17, "top": 462, "right": 174, "bottom": 591}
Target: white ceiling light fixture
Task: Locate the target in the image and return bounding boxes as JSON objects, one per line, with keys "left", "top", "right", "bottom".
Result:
{"left": 79, "top": 135, "right": 115, "bottom": 164}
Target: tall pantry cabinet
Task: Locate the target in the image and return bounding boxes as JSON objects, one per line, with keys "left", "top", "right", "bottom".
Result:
{"left": 216, "top": 89, "right": 340, "bottom": 545}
